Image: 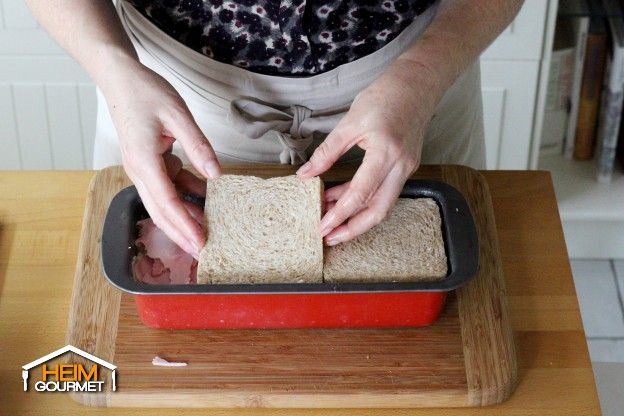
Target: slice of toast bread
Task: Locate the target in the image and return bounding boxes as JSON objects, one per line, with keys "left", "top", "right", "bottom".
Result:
{"left": 323, "top": 198, "right": 448, "bottom": 283}
{"left": 197, "top": 175, "right": 323, "bottom": 284}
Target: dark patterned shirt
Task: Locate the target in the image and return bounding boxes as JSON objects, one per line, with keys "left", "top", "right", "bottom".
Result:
{"left": 128, "top": 0, "right": 437, "bottom": 75}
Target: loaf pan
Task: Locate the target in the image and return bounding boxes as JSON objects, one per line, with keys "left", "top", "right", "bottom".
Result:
{"left": 101, "top": 180, "right": 479, "bottom": 329}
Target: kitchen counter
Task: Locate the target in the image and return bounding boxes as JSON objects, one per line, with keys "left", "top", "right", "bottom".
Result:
{"left": 0, "top": 169, "right": 601, "bottom": 415}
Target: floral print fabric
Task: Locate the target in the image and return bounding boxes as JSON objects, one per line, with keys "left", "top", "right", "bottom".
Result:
{"left": 128, "top": 0, "right": 436, "bottom": 75}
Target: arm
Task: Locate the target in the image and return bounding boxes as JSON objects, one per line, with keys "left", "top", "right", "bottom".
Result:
{"left": 298, "top": 0, "right": 524, "bottom": 245}
{"left": 22, "top": 1, "right": 137, "bottom": 91}
{"left": 25, "top": 0, "right": 221, "bottom": 257}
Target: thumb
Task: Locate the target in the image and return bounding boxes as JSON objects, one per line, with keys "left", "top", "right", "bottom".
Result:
{"left": 297, "top": 128, "right": 351, "bottom": 178}
{"left": 164, "top": 108, "right": 221, "bottom": 180}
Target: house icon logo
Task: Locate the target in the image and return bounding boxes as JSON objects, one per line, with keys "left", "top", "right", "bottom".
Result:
{"left": 22, "top": 345, "right": 117, "bottom": 392}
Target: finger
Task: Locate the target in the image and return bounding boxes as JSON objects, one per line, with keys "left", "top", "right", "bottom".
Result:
{"left": 325, "top": 182, "right": 350, "bottom": 202}
{"left": 162, "top": 151, "right": 206, "bottom": 196}
{"left": 318, "top": 150, "right": 393, "bottom": 236}
{"left": 325, "top": 199, "right": 368, "bottom": 218}
{"left": 134, "top": 155, "right": 206, "bottom": 256}
{"left": 297, "top": 128, "right": 351, "bottom": 178}
{"left": 175, "top": 169, "right": 207, "bottom": 197}
{"left": 182, "top": 199, "right": 204, "bottom": 225}
{"left": 324, "top": 164, "right": 407, "bottom": 246}
{"left": 163, "top": 106, "right": 221, "bottom": 180}
{"left": 325, "top": 182, "right": 368, "bottom": 217}
{"left": 131, "top": 174, "right": 201, "bottom": 258}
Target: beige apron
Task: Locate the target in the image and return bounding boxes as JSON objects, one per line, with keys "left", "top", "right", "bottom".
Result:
{"left": 93, "top": 0, "right": 485, "bottom": 169}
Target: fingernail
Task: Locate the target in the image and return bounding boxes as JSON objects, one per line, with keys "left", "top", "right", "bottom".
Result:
{"left": 296, "top": 162, "right": 312, "bottom": 176}
{"left": 325, "top": 231, "right": 346, "bottom": 246}
{"left": 191, "top": 241, "right": 202, "bottom": 258}
{"left": 204, "top": 160, "right": 221, "bottom": 180}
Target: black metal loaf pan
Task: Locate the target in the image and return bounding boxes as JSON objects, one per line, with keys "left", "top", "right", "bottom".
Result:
{"left": 101, "top": 179, "right": 479, "bottom": 295}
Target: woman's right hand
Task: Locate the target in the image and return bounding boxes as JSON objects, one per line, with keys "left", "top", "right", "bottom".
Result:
{"left": 101, "top": 61, "right": 221, "bottom": 258}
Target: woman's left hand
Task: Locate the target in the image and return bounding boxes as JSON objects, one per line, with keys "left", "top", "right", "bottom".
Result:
{"left": 297, "top": 59, "right": 441, "bottom": 245}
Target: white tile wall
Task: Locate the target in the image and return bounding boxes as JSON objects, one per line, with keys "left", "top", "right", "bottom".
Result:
{"left": 0, "top": 0, "right": 96, "bottom": 170}
{"left": 0, "top": 84, "right": 21, "bottom": 168}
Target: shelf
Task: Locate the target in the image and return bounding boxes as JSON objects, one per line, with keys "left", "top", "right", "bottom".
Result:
{"left": 558, "top": 0, "right": 623, "bottom": 18}
{"left": 538, "top": 153, "right": 624, "bottom": 221}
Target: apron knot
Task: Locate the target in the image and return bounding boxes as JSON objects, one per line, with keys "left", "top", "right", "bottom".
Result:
{"left": 228, "top": 98, "right": 340, "bottom": 165}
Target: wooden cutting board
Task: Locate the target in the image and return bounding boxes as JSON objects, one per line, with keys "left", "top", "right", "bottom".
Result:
{"left": 65, "top": 164, "right": 516, "bottom": 408}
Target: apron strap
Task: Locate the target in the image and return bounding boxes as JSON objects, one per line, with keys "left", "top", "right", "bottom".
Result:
{"left": 228, "top": 98, "right": 343, "bottom": 164}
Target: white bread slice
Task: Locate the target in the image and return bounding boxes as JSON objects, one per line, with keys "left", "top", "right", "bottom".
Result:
{"left": 323, "top": 198, "right": 448, "bottom": 283}
{"left": 197, "top": 175, "right": 323, "bottom": 284}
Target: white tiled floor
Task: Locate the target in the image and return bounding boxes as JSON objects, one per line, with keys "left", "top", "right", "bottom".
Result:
{"left": 570, "top": 259, "right": 624, "bottom": 416}
{"left": 588, "top": 339, "right": 624, "bottom": 362}
{"left": 591, "top": 362, "right": 624, "bottom": 416}
{"left": 615, "top": 260, "right": 624, "bottom": 300}
{"left": 571, "top": 260, "right": 624, "bottom": 338}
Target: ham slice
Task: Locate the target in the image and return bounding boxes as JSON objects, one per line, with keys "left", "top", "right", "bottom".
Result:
{"left": 132, "top": 253, "right": 172, "bottom": 285}
{"left": 152, "top": 356, "right": 188, "bottom": 367}
{"left": 132, "top": 200, "right": 202, "bottom": 285}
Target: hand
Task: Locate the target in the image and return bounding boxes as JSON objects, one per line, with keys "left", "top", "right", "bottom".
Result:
{"left": 297, "top": 59, "right": 441, "bottom": 245}
{"left": 162, "top": 152, "right": 206, "bottom": 223}
{"left": 102, "top": 62, "right": 221, "bottom": 258}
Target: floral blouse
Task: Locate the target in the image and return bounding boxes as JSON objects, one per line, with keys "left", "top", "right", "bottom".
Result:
{"left": 128, "top": 0, "right": 437, "bottom": 76}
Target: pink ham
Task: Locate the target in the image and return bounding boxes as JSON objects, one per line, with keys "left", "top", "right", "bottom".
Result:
{"left": 132, "top": 253, "right": 171, "bottom": 285}
{"left": 132, "top": 199, "right": 202, "bottom": 285}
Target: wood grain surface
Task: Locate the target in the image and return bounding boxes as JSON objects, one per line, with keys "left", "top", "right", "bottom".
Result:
{"left": 60, "top": 165, "right": 515, "bottom": 408}
{"left": 441, "top": 166, "right": 517, "bottom": 406}
{"left": 0, "top": 167, "right": 601, "bottom": 415}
